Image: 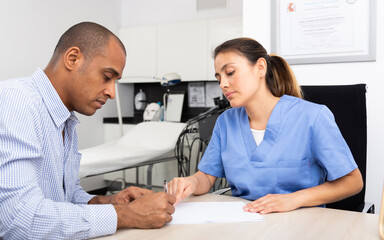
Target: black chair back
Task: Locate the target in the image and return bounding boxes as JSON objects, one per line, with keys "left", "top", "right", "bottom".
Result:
{"left": 301, "top": 84, "right": 367, "bottom": 211}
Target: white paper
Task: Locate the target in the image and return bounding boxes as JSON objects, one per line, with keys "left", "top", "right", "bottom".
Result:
{"left": 166, "top": 93, "right": 184, "bottom": 122}
{"left": 169, "top": 202, "right": 264, "bottom": 224}
{"left": 188, "top": 82, "right": 205, "bottom": 107}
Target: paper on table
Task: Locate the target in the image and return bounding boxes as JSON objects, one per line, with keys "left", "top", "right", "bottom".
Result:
{"left": 169, "top": 202, "right": 265, "bottom": 224}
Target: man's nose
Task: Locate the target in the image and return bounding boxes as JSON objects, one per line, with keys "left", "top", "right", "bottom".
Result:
{"left": 105, "top": 81, "right": 116, "bottom": 99}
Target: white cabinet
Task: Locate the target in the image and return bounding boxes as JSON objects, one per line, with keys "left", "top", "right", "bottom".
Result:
{"left": 157, "top": 20, "right": 208, "bottom": 81}
{"left": 119, "top": 16, "right": 242, "bottom": 83}
{"left": 119, "top": 25, "right": 157, "bottom": 82}
{"left": 207, "top": 16, "right": 243, "bottom": 80}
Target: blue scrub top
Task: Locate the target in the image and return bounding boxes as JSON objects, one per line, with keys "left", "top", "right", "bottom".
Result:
{"left": 198, "top": 95, "right": 357, "bottom": 201}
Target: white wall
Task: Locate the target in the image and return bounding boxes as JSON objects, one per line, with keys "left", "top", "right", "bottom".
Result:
{"left": 0, "top": 0, "right": 122, "bottom": 149}
{"left": 243, "top": 0, "right": 384, "bottom": 213}
{"left": 121, "top": 0, "right": 243, "bottom": 28}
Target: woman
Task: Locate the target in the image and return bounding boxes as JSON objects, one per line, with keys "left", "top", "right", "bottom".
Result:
{"left": 168, "top": 38, "right": 363, "bottom": 214}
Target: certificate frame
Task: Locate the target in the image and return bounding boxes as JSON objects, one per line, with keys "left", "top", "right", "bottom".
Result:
{"left": 271, "top": 0, "right": 377, "bottom": 65}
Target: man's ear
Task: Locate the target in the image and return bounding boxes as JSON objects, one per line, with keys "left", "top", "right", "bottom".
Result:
{"left": 63, "top": 47, "right": 82, "bottom": 71}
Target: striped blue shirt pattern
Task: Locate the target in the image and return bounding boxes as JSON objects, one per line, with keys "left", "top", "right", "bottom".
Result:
{"left": 0, "top": 69, "right": 117, "bottom": 239}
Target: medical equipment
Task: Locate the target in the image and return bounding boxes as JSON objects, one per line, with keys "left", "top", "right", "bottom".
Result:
{"left": 158, "top": 73, "right": 182, "bottom": 121}
{"left": 115, "top": 73, "right": 181, "bottom": 135}
{"left": 158, "top": 72, "right": 181, "bottom": 87}
{"left": 79, "top": 121, "right": 186, "bottom": 189}
{"left": 165, "top": 93, "right": 184, "bottom": 122}
{"left": 134, "top": 89, "right": 146, "bottom": 110}
{"left": 143, "top": 102, "right": 161, "bottom": 121}
{"left": 174, "top": 97, "right": 230, "bottom": 177}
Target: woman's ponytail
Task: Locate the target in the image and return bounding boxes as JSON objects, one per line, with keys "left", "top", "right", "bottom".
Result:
{"left": 266, "top": 54, "right": 302, "bottom": 98}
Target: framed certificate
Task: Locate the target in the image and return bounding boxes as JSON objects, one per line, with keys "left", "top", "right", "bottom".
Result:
{"left": 271, "top": 0, "right": 377, "bottom": 64}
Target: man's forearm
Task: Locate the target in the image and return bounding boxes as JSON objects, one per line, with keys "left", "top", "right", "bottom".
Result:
{"left": 88, "top": 195, "right": 112, "bottom": 204}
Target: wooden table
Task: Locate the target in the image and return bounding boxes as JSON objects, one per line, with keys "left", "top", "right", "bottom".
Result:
{"left": 95, "top": 193, "right": 380, "bottom": 240}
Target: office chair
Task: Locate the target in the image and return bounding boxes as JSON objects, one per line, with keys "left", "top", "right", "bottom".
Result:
{"left": 301, "top": 84, "right": 373, "bottom": 213}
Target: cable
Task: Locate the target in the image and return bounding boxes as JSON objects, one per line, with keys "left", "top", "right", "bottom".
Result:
{"left": 188, "top": 137, "right": 208, "bottom": 173}
{"left": 174, "top": 124, "right": 191, "bottom": 177}
{"left": 173, "top": 105, "right": 229, "bottom": 177}
{"left": 174, "top": 121, "right": 203, "bottom": 177}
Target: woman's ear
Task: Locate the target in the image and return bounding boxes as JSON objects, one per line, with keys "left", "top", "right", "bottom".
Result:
{"left": 256, "top": 57, "right": 267, "bottom": 78}
{"left": 63, "top": 47, "right": 82, "bottom": 71}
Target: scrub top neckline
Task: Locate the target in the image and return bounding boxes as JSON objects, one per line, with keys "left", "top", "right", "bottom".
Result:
{"left": 250, "top": 128, "right": 266, "bottom": 133}
{"left": 240, "top": 95, "right": 290, "bottom": 162}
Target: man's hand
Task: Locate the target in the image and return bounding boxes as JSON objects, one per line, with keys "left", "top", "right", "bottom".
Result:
{"left": 114, "top": 192, "right": 176, "bottom": 229}
{"left": 108, "top": 186, "right": 152, "bottom": 203}
{"left": 88, "top": 186, "right": 152, "bottom": 204}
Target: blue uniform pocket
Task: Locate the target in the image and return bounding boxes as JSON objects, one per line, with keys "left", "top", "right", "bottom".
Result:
{"left": 276, "top": 158, "right": 310, "bottom": 190}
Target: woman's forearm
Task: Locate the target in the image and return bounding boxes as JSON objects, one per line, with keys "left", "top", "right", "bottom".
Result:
{"left": 192, "top": 171, "right": 217, "bottom": 195}
{"left": 293, "top": 168, "right": 363, "bottom": 207}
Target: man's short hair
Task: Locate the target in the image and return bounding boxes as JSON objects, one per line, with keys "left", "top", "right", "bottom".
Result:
{"left": 53, "top": 22, "right": 126, "bottom": 62}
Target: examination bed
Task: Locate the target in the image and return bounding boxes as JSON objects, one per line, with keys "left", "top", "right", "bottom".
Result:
{"left": 79, "top": 121, "right": 186, "bottom": 188}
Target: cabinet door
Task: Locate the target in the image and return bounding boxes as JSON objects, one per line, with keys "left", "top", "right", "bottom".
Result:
{"left": 119, "top": 25, "right": 157, "bottom": 82}
{"left": 207, "top": 16, "right": 243, "bottom": 81}
{"left": 157, "top": 20, "right": 208, "bottom": 81}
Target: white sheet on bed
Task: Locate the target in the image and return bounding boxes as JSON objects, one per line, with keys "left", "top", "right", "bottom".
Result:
{"left": 78, "top": 121, "right": 186, "bottom": 179}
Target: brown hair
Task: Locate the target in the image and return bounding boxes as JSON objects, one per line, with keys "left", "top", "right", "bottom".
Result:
{"left": 213, "top": 37, "right": 302, "bottom": 98}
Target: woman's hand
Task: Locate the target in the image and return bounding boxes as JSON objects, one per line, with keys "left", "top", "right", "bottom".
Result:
{"left": 168, "top": 171, "right": 217, "bottom": 205}
{"left": 244, "top": 168, "right": 363, "bottom": 214}
{"left": 243, "top": 193, "right": 300, "bottom": 214}
{"left": 168, "top": 176, "right": 198, "bottom": 205}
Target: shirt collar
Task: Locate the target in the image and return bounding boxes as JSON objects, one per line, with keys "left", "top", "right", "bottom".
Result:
{"left": 32, "top": 68, "right": 79, "bottom": 127}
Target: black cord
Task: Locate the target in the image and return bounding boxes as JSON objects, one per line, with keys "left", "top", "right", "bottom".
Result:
{"left": 173, "top": 106, "right": 230, "bottom": 177}
{"left": 174, "top": 123, "right": 195, "bottom": 177}
{"left": 188, "top": 137, "right": 208, "bottom": 173}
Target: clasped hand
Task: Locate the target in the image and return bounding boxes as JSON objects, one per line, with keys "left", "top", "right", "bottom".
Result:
{"left": 90, "top": 186, "right": 176, "bottom": 229}
{"left": 107, "top": 186, "right": 152, "bottom": 204}
{"left": 113, "top": 187, "right": 176, "bottom": 229}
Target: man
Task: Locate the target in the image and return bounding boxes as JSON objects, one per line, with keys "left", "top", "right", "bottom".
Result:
{"left": 0, "top": 22, "right": 175, "bottom": 239}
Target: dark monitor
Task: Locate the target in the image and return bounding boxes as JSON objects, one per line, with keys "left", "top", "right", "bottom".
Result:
{"left": 197, "top": 112, "right": 220, "bottom": 143}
